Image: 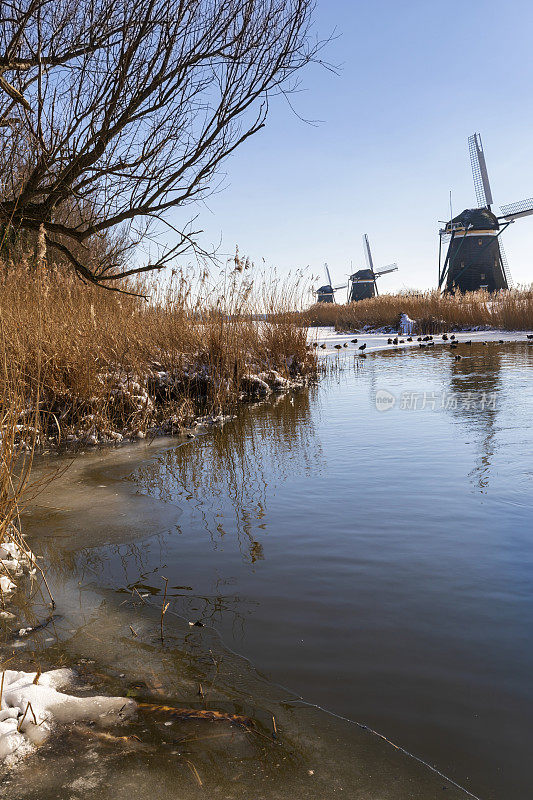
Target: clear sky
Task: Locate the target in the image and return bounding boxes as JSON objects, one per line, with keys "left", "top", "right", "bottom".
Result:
{"left": 174, "top": 0, "right": 533, "bottom": 294}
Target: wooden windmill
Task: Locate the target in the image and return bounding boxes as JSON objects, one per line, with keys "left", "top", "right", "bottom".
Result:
{"left": 347, "top": 235, "right": 398, "bottom": 302}
{"left": 439, "top": 133, "right": 533, "bottom": 293}
{"left": 314, "top": 263, "right": 347, "bottom": 303}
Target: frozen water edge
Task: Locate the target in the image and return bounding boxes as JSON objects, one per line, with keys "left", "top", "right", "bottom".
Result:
{"left": 1, "top": 533, "right": 136, "bottom": 769}
{"left": 0, "top": 667, "right": 136, "bottom": 767}
{"left": 308, "top": 325, "right": 532, "bottom": 352}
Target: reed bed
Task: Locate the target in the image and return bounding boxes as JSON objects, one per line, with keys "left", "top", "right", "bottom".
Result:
{"left": 0, "top": 256, "right": 315, "bottom": 445}
{"left": 301, "top": 288, "right": 533, "bottom": 333}
{"left": 0, "top": 356, "right": 47, "bottom": 609}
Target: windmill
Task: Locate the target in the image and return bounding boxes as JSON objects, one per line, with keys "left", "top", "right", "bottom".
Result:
{"left": 438, "top": 133, "right": 533, "bottom": 294}
{"left": 314, "top": 263, "right": 347, "bottom": 303}
{"left": 347, "top": 234, "right": 398, "bottom": 302}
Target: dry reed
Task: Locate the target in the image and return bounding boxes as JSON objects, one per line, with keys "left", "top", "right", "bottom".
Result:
{"left": 0, "top": 349, "right": 48, "bottom": 609}
{"left": 0, "top": 255, "right": 315, "bottom": 445}
{"left": 302, "top": 288, "right": 533, "bottom": 333}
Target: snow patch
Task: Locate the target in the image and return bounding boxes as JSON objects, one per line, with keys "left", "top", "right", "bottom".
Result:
{"left": 0, "top": 668, "right": 136, "bottom": 766}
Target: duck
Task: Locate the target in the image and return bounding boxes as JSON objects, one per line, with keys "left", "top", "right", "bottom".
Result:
{"left": 387, "top": 338, "right": 393, "bottom": 344}
{"left": 399, "top": 339, "right": 405, "bottom": 343}
{"left": 450, "top": 334, "right": 456, "bottom": 340}
{"left": 334, "top": 344, "right": 342, "bottom": 350}
{"left": 498, "top": 339, "right": 504, "bottom": 344}
{"left": 393, "top": 338, "right": 398, "bottom": 345}
{"left": 359, "top": 342, "right": 367, "bottom": 352}
{"left": 442, "top": 334, "right": 448, "bottom": 341}
{"left": 320, "top": 343, "right": 327, "bottom": 349}
{"left": 419, "top": 342, "right": 426, "bottom": 348}
{"left": 351, "top": 338, "right": 358, "bottom": 344}
{"left": 312, "top": 342, "right": 319, "bottom": 348}
{"left": 417, "top": 337, "right": 422, "bottom": 342}
{"left": 527, "top": 334, "right": 533, "bottom": 340}
{"left": 407, "top": 337, "right": 412, "bottom": 342}
{"left": 343, "top": 342, "right": 349, "bottom": 347}
{"left": 454, "top": 354, "right": 462, "bottom": 360}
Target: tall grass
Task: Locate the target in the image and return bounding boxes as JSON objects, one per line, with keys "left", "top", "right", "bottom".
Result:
{"left": 0, "top": 355, "right": 46, "bottom": 608}
{"left": 0, "top": 256, "right": 315, "bottom": 444}
{"left": 302, "top": 288, "right": 533, "bottom": 333}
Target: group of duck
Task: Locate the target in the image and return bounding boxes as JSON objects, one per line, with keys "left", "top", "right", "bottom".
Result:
{"left": 310, "top": 338, "right": 369, "bottom": 355}
{"left": 310, "top": 332, "right": 524, "bottom": 361}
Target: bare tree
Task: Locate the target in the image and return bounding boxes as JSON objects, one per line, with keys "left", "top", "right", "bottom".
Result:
{"left": 0, "top": 0, "right": 319, "bottom": 287}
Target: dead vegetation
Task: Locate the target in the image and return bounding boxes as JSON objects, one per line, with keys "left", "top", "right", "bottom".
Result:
{"left": 0, "top": 356, "right": 48, "bottom": 610}
{"left": 0, "top": 255, "right": 315, "bottom": 447}
{"left": 301, "top": 288, "right": 533, "bottom": 333}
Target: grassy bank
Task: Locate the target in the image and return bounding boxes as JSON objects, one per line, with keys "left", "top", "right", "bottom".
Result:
{"left": 302, "top": 289, "right": 533, "bottom": 333}
{"left": 0, "top": 261, "right": 315, "bottom": 447}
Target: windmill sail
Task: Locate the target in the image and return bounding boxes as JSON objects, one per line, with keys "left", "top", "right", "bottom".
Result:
{"left": 363, "top": 234, "right": 374, "bottom": 271}
{"left": 362, "top": 234, "right": 379, "bottom": 296}
{"left": 374, "top": 263, "right": 398, "bottom": 277}
{"left": 469, "top": 133, "right": 493, "bottom": 208}
{"left": 499, "top": 198, "right": 533, "bottom": 221}
{"left": 498, "top": 239, "right": 513, "bottom": 287}
{"left": 324, "top": 263, "right": 333, "bottom": 287}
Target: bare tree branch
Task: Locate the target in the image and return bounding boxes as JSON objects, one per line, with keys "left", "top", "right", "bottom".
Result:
{"left": 0, "top": 0, "right": 322, "bottom": 286}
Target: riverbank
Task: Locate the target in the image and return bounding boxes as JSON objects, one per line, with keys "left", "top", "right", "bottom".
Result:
{"left": 309, "top": 326, "right": 532, "bottom": 352}
{"left": 0, "top": 264, "right": 314, "bottom": 450}
{"left": 1, "top": 435, "right": 480, "bottom": 799}
{"left": 300, "top": 288, "right": 533, "bottom": 332}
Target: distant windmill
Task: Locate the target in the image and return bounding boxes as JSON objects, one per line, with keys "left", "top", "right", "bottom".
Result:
{"left": 439, "top": 132, "right": 533, "bottom": 293}
{"left": 347, "top": 234, "right": 398, "bottom": 302}
{"left": 314, "top": 263, "right": 347, "bottom": 303}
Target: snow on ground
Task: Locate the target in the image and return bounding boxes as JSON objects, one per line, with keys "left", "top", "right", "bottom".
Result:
{"left": 0, "top": 668, "right": 136, "bottom": 766}
{"left": 308, "top": 326, "right": 532, "bottom": 354}
{"left": 0, "top": 536, "right": 35, "bottom": 601}
{"left": 1, "top": 533, "right": 136, "bottom": 768}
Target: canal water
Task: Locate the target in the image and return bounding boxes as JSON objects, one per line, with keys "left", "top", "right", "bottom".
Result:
{"left": 7, "top": 341, "right": 533, "bottom": 799}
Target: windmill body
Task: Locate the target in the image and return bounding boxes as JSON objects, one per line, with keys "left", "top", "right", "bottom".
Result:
{"left": 439, "top": 133, "right": 533, "bottom": 294}
{"left": 316, "top": 283, "right": 335, "bottom": 303}
{"left": 443, "top": 207, "right": 506, "bottom": 293}
{"left": 348, "top": 269, "right": 379, "bottom": 301}
{"left": 348, "top": 235, "right": 398, "bottom": 302}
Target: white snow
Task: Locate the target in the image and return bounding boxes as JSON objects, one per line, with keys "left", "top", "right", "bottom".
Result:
{"left": 0, "top": 667, "right": 136, "bottom": 766}
{"left": 0, "top": 533, "right": 33, "bottom": 601}
{"left": 0, "top": 576, "right": 15, "bottom": 594}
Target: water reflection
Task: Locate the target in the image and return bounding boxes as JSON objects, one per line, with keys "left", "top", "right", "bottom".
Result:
{"left": 132, "top": 390, "right": 323, "bottom": 565}
{"left": 446, "top": 346, "right": 502, "bottom": 491}
{"left": 444, "top": 343, "right": 532, "bottom": 491}
{"left": 19, "top": 343, "right": 533, "bottom": 800}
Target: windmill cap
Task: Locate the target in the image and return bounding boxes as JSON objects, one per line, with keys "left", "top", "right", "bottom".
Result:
{"left": 350, "top": 269, "right": 375, "bottom": 280}
{"left": 446, "top": 208, "right": 499, "bottom": 231}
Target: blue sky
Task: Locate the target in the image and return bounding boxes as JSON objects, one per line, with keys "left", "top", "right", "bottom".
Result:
{"left": 176, "top": 0, "right": 533, "bottom": 293}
